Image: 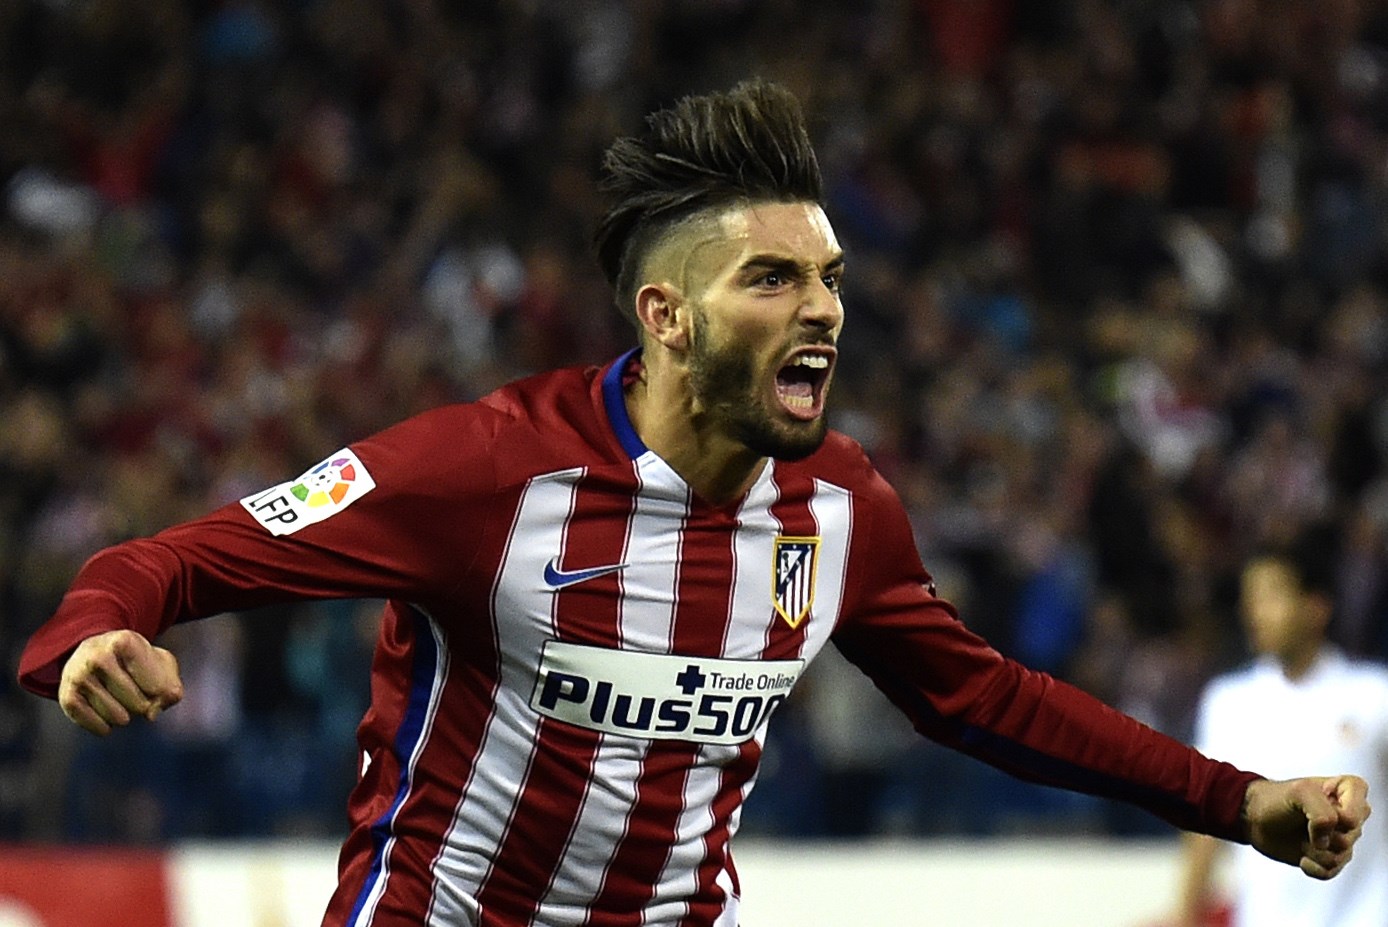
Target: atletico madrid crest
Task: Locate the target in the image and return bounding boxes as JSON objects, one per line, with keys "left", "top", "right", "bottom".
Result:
{"left": 772, "top": 536, "right": 820, "bottom": 628}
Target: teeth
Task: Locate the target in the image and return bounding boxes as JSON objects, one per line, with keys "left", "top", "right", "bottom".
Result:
{"left": 793, "top": 355, "right": 829, "bottom": 369}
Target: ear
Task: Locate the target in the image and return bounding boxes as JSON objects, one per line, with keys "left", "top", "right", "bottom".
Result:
{"left": 635, "top": 282, "right": 689, "bottom": 352}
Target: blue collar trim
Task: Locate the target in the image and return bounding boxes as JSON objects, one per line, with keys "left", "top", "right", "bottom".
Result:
{"left": 602, "top": 348, "right": 648, "bottom": 460}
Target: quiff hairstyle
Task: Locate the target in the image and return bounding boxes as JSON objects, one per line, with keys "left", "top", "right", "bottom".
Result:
{"left": 594, "top": 79, "right": 825, "bottom": 326}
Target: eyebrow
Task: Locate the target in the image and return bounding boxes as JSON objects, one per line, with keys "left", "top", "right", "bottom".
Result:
{"left": 738, "top": 252, "right": 846, "bottom": 276}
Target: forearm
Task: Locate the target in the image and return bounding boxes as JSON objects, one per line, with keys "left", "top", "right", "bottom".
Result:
{"left": 839, "top": 621, "right": 1262, "bottom": 841}
{"left": 18, "top": 539, "right": 191, "bottom": 698}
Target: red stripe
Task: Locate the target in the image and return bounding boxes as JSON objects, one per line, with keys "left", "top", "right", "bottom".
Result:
{"left": 475, "top": 466, "right": 638, "bottom": 923}
{"left": 577, "top": 491, "right": 738, "bottom": 921}
{"left": 676, "top": 742, "right": 761, "bottom": 927}
{"left": 678, "top": 466, "right": 821, "bottom": 924}
{"left": 346, "top": 485, "right": 522, "bottom": 924}
{"left": 582, "top": 495, "right": 738, "bottom": 924}
{"left": 764, "top": 468, "right": 818, "bottom": 658}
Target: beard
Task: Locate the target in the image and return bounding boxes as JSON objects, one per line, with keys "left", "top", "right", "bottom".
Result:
{"left": 686, "top": 312, "right": 828, "bottom": 462}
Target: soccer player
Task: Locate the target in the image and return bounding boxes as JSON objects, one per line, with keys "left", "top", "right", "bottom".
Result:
{"left": 1175, "top": 540, "right": 1388, "bottom": 927}
{"left": 20, "top": 81, "right": 1371, "bottom": 927}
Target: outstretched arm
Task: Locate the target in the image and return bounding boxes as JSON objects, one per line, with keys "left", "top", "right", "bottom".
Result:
{"left": 21, "top": 406, "right": 502, "bottom": 702}
{"left": 838, "top": 474, "right": 1375, "bottom": 854}
{"left": 1242, "top": 775, "right": 1370, "bottom": 879}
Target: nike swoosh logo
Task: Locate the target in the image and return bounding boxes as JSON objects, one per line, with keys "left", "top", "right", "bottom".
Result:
{"left": 543, "top": 557, "right": 628, "bottom": 589}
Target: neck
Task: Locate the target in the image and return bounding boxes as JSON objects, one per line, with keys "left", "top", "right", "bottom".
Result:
{"left": 624, "top": 354, "right": 767, "bottom": 506}
{"left": 1279, "top": 643, "right": 1322, "bottom": 682}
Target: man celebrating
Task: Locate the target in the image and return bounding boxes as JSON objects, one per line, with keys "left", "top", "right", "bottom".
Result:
{"left": 20, "top": 80, "right": 1370, "bottom": 927}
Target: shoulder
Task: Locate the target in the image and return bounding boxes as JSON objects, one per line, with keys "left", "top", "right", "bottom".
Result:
{"left": 1335, "top": 656, "right": 1388, "bottom": 697}
{"left": 783, "top": 429, "right": 895, "bottom": 501}
{"left": 475, "top": 363, "right": 606, "bottom": 430}
{"left": 776, "top": 430, "right": 913, "bottom": 559}
{"left": 355, "top": 362, "right": 624, "bottom": 490}
{"left": 448, "top": 361, "right": 623, "bottom": 451}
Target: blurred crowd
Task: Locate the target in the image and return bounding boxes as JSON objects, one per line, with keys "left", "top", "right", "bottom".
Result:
{"left": 4, "top": 0, "right": 1388, "bottom": 843}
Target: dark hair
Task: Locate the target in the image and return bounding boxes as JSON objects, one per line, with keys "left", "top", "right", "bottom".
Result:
{"left": 594, "top": 79, "right": 824, "bottom": 324}
{"left": 1248, "top": 522, "right": 1340, "bottom": 598}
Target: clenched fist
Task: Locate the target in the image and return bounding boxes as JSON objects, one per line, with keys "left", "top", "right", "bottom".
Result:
{"left": 1245, "top": 775, "right": 1372, "bottom": 880}
{"left": 58, "top": 629, "right": 183, "bottom": 735}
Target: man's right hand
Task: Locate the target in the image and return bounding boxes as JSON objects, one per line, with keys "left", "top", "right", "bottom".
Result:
{"left": 58, "top": 629, "right": 183, "bottom": 735}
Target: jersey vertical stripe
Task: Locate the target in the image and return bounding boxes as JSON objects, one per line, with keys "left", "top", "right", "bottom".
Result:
{"left": 426, "top": 470, "right": 584, "bottom": 925}
{"left": 809, "top": 478, "right": 852, "bottom": 640}
{"left": 616, "top": 457, "right": 691, "bottom": 652}
{"left": 645, "top": 469, "right": 778, "bottom": 925}
{"left": 676, "top": 742, "right": 760, "bottom": 927}
{"left": 478, "top": 465, "right": 641, "bottom": 924}
{"left": 676, "top": 468, "right": 852, "bottom": 926}
{"left": 534, "top": 457, "right": 685, "bottom": 924}
{"left": 673, "top": 468, "right": 788, "bottom": 925}
{"left": 532, "top": 465, "right": 642, "bottom": 921}
{"left": 349, "top": 608, "right": 449, "bottom": 926}
{"left": 582, "top": 457, "right": 741, "bottom": 923}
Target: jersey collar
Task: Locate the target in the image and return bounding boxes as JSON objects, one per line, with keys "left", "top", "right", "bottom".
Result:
{"left": 602, "top": 347, "right": 649, "bottom": 460}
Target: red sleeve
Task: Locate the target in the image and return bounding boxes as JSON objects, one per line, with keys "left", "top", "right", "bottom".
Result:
{"left": 18, "top": 404, "right": 502, "bottom": 699}
{"left": 833, "top": 472, "right": 1261, "bottom": 843}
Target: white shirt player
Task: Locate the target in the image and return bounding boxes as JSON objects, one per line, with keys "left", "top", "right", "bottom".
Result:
{"left": 1195, "top": 648, "right": 1388, "bottom": 927}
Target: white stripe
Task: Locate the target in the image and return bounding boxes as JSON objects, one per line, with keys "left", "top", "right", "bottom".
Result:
{"left": 644, "top": 741, "right": 741, "bottom": 924}
{"left": 807, "top": 478, "right": 852, "bottom": 647}
{"left": 649, "top": 473, "right": 854, "bottom": 920}
{"left": 535, "top": 454, "right": 689, "bottom": 923}
{"left": 731, "top": 467, "right": 782, "bottom": 657}
{"left": 641, "top": 477, "right": 776, "bottom": 920}
{"left": 710, "top": 862, "right": 739, "bottom": 927}
{"left": 618, "top": 453, "right": 690, "bottom": 652}
{"left": 533, "top": 737, "right": 651, "bottom": 924}
{"left": 352, "top": 612, "right": 450, "bottom": 927}
{"left": 426, "top": 469, "right": 584, "bottom": 926}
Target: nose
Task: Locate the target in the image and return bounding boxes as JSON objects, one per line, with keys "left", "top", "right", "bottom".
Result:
{"left": 801, "top": 278, "right": 843, "bottom": 334}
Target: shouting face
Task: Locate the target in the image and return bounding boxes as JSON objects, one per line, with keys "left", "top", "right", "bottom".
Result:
{"left": 674, "top": 201, "right": 845, "bottom": 460}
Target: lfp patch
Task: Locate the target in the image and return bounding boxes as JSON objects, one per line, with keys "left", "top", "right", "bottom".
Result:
{"left": 772, "top": 536, "right": 819, "bottom": 629}
{"left": 240, "top": 448, "right": 376, "bottom": 536}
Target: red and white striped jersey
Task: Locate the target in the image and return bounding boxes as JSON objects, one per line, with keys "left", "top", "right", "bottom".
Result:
{"left": 20, "top": 351, "right": 1261, "bottom": 927}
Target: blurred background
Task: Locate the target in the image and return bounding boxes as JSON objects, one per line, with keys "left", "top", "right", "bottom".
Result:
{"left": 2, "top": 0, "right": 1388, "bottom": 854}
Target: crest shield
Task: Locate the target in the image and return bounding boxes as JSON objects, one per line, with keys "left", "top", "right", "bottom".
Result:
{"left": 772, "top": 536, "right": 820, "bottom": 628}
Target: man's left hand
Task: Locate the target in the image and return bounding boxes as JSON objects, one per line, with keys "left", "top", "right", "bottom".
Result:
{"left": 1243, "top": 776, "right": 1371, "bottom": 879}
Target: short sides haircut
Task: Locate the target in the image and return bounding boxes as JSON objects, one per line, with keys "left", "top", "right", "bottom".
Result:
{"left": 594, "top": 79, "right": 825, "bottom": 325}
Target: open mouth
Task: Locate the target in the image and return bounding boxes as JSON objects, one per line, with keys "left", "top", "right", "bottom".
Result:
{"left": 774, "top": 348, "right": 835, "bottom": 421}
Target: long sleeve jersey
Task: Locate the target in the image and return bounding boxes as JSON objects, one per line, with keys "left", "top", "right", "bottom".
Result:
{"left": 20, "top": 351, "right": 1260, "bottom": 927}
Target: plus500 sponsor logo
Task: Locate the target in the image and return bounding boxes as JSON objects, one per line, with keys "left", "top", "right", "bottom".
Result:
{"left": 529, "top": 641, "right": 804, "bottom": 745}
